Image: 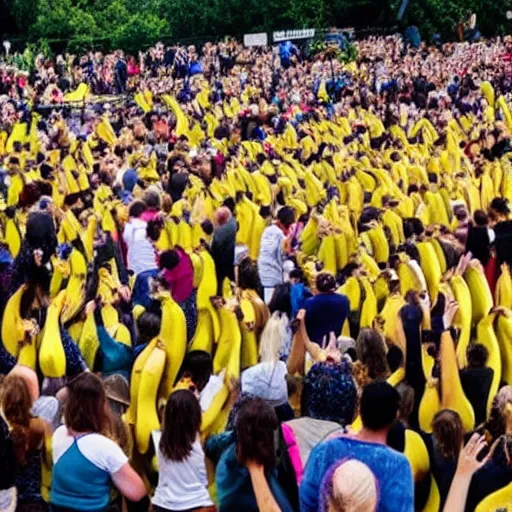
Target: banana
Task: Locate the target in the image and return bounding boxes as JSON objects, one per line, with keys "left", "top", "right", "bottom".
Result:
{"left": 159, "top": 294, "right": 187, "bottom": 400}
{"left": 61, "top": 249, "right": 87, "bottom": 324}
{"left": 450, "top": 275, "right": 473, "bottom": 368}
{"left": 476, "top": 313, "right": 502, "bottom": 416}
{"left": 397, "top": 259, "right": 422, "bottom": 295}
{"left": 417, "top": 241, "right": 442, "bottom": 304}
{"left": 430, "top": 238, "right": 447, "bottom": 274}
{"left": 495, "top": 264, "right": 512, "bottom": 308}
{"left": 418, "top": 380, "right": 441, "bottom": 433}
{"left": 474, "top": 482, "right": 512, "bottom": 512}
{"left": 39, "top": 291, "right": 67, "bottom": 378}
{"left": 465, "top": 261, "right": 493, "bottom": 325}
{"left": 4, "top": 216, "right": 21, "bottom": 258}
{"left": 213, "top": 303, "right": 242, "bottom": 377}
{"left": 359, "top": 277, "right": 378, "bottom": 329}
{"left": 135, "top": 342, "right": 166, "bottom": 454}
{"left": 78, "top": 312, "right": 99, "bottom": 370}
{"left": 359, "top": 252, "right": 381, "bottom": 281}
{"left": 197, "top": 250, "right": 220, "bottom": 342}
{"left": 440, "top": 331, "right": 475, "bottom": 431}
{"left": 317, "top": 234, "right": 337, "bottom": 275}
{"left": 334, "top": 233, "right": 348, "bottom": 271}
{"left": 300, "top": 215, "right": 319, "bottom": 256}
{"left": 189, "top": 309, "right": 214, "bottom": 354}
{"left": 380, "top": 294, "right": 406, "bottom": 343}
{"left": 189, "top": 252, "right": 204, "bottom": 289}
{"left": 338, "top": 276, "right": 361, "bottom": 312}
{"left": 240, "top": 298, "right": 258, "bottom": 370}
{"left": 495, "top": 310, "right": 512, "bottom": 384}
{"left": 2, "top": 284, "right": 26, "bottom": 357}
{"left": 367, "top": 224, "right": 389, "bottom": 264}
{"left": 404, "top": 429, "right": 430, "bottom": 483}
{"left": 125, "top": 337, "right": 158, "bottom": 426}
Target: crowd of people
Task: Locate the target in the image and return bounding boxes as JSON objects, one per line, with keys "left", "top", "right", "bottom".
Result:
{"left": 0, "top": 32, "right": 511, "bottom": 512}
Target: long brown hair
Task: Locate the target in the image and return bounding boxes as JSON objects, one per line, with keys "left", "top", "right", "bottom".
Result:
{"left": 432, "top": 409, "right": 464, "bottom": 460}
{"left": 1, "top": 374, "right": 33, "bottom": 464}
{"left": 65, "top": 373, "right": 109, "bottom": 434}
{"left": 160, "top": 390, "right": 201, "bottom": 462}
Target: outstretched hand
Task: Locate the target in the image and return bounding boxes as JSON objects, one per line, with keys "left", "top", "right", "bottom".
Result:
{"left": 456, "top": 433, "right": 490, "bottom": 478}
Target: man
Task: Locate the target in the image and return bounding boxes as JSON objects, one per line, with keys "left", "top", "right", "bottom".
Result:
{"left": 258, "top": 206, "right": 295, "bottom": 304}
{"left": 304, "top": 272, "right": 349, "bottom": 344}
{"left": 300, "top": 381, "right": 414, "bottom": 512}
{"left": 211, "top": 206, "right": 237, "bottom": 294}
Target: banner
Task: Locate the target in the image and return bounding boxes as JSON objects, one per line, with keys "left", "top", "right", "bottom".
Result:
{"left": 243, "top": 33, "right": 268, "bottom": 47}
{"left": 273, "top": 29, "right": 315, "bottom": 42}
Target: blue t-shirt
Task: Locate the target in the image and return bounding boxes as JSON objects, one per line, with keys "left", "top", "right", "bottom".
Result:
{"left": 299, "top": 436, "right": 414, "bottom": 512}
{"left": 304, "top": 293, "right": 349, "bottom": 344}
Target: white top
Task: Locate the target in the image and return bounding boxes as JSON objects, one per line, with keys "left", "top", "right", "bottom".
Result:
{"left": 122, "top": 218, "right": 157, "bottom": 276}
{"left": 152, "top": 438, "right": 213, "bottom": 511}
{"left": 52, "top": 425, "right": 128, "bottom": 474}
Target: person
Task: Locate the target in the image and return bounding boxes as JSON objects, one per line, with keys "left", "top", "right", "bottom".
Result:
{"left": 423, "top": 409, "right": 465, "bottom": 510}
{"left": 50, "top": 372, "right": 146, "bottom": 511}
{"left": 123, "top": 200, "right": 157, "bottom": 276}
{"left": 0, "top": 371, "right": 49, "bottom": 511}
{"left": 300, "top": 381, "right": 414, "bottom": 512}
{"left": 442, "top": 433, "right": 490, "bottom": 512}
{"left": 152, "top": 390, "right": 214, "bottom": 512}
{"left": 353, "top": 328, "right": 390, "bottom": 387}
{"left": 258, "top": 206, "right": 296, "bottom": 304}
{"left": 465, "top": 210, "right": 493, "bottom": 267}
{"left": 206, "top": 398, "right": 294, "bottom": 512}
{"left": 210, "top": 206, "right": 237, "bottom": 295}
{"left": 459, "top": 343, "right": 494, "bottom": 426}
{"left": 319, "top": 459, "right": 378, "bottom": 512}
{"left": 489, "top": 197, "right": 512, "bottom": 267}
{"left": 158, "top": 248, "right": 197, "bottom": 341}
{"left": 304, "top": 273, "right": 349, "bottom": 345}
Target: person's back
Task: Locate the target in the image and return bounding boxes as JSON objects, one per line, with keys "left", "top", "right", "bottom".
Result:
{"left": 123, "top": 201, "right": 156, "bottom": 276}
{"left": 211, "top": 208, "right": 237, "bottom": 292}
{"left": 213, "top": 399, "right": 294, "bottom": 512}
{"left": 304, "top": 273, "right": 349, "bottom": 344}
{"left": 153, "top": 390, "right": 213, "bottom": 512}
{"left": 459, "top": 344, "right": 494, "bottom": 426}
{"left": 300, "top": 381, "right": 413, "bottom": 512}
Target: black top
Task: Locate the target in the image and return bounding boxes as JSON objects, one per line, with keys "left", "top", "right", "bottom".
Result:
{"left": 465, "top": 225, "right": 491, "bottom": 266}
{"left": 0, "top": 415, "right": 16, "bottom": 490}
{"left": 459, "top": 367, "right": 494, "bottom": 426}
{"left": 465, "top": 437, "right": 512, "bottom": 512}
{"left": 493, "top": 220, "right": 512, "bottom": 266}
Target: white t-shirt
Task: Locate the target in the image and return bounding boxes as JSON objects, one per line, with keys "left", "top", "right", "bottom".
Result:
{"left": 152, "top": 438, "right": 213, "bottom": 511}
{"left": 52, "top": 425, "right": 128, "bottom": 474}
{"left": 122, "top": 218, "right": 157, "bottom": 276}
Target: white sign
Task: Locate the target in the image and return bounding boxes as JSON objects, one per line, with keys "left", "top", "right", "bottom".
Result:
{"left": 273, "top": 29, "right": 316, "bottom": 43}
{"left": 243, "top": 33, "right": 269, "bottom": 47}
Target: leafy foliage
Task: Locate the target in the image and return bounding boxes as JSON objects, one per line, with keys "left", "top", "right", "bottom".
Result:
{"left": 2, "top": 0, "right": 512, "bottom": 52}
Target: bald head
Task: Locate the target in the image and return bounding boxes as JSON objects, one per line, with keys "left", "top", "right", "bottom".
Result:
{"left": 215, "top": 206, "right": 232, "bottom": 227}
{"left": 8, "top": 365, "right": 40, "bottom": 404}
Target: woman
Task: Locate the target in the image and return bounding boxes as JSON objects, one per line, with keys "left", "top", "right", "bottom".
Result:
{"left": 319, "top": 459, "right": 378, "bottom": 512}
{"left": 152, "top": 390, "right": 214, "bottom": 512}
{"left": 158, "top": 248, "right": 197, "bottom": 341}
{"left": 50, "top": 373, "right": 146, "bottom": 511}
{"left": 353, "top": 328, "right": 390, "bottom": 388}
{"left": 206, "top": 399, "right": 294, "bottom": 512}
{"left": 424, "top": 409, "right": 465, "bottom": 510}
{"left": 0, "top": 372, "right": 49, "bottom": 511}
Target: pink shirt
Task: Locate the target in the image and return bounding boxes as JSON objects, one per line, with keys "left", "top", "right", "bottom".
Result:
{"left": 162, "top": 248, "right": 194, "bottom": 302}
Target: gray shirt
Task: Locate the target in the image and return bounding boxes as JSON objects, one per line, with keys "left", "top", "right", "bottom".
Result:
{"left": 258, "top": 224, "right": 285, "bottom": 287}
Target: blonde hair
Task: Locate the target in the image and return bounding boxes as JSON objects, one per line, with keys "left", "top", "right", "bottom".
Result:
{"left": 329, "top": 459, "right": 378, "bottom": 512}
{"left": 259, "top": 311, "right": 289, "bottom": 363}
